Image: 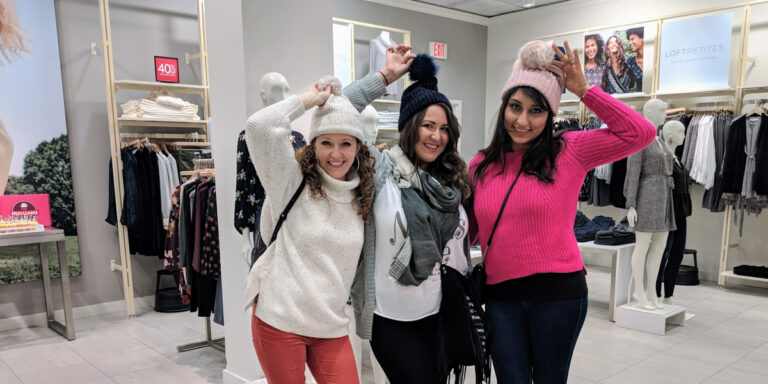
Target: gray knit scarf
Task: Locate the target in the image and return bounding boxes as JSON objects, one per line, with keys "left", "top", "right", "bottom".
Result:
{"left": 386, "top": 146, "right": 461, "bottom": 286}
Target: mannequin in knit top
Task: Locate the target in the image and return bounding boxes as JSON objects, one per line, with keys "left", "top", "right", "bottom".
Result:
{"left": 626, "top": 98, "right": 672, "bottom": 310}
{"left": 240, "top": 72, "right": 291, "bottom": 263}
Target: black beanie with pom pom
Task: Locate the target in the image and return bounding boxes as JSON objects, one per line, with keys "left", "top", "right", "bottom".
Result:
{"left": 398, "top": 54, "right": 452, "bottom": 131}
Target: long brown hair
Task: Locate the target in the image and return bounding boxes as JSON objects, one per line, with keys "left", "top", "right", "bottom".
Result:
{"left": 604, "top": 35, "right": 628, "bottom": 77}
{"left": 398, "top": 103, "right": 471, "bottom": 205}
{"left": 295, "top": 140, "right": 375, "bottom": 218}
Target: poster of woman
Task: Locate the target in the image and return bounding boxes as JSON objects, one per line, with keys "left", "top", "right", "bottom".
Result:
{"left": 0, "top": 0, "right": 81, "bottom": 284}
{"left": 585, "top": 26, "right": 645, "bottom": 94}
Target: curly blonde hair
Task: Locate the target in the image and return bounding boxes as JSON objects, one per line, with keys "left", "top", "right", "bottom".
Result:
{"left": 0, "top": 0, "right": 30, "bottom": 66}
{"left": 295, "top": 140, "right": 375, "bottom": 219}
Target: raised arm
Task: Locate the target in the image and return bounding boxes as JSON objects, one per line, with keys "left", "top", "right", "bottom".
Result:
{"left": 343, "top": 44, "right": 415, "bottom": 112}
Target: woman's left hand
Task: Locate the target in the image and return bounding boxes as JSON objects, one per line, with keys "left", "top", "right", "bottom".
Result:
{"left": 379, "top": 44, "right": 416, "bottom": 86}
{"left": 552, "top": 41, "right": 591, "bottom": 99}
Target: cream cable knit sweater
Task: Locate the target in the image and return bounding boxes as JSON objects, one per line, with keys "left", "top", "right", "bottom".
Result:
{"left": 244, "top": 95, "right": 364, "bottom": 338}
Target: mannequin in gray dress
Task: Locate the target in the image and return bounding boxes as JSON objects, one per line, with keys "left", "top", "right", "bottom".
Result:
{"left": 625, "top": 99, "right": 676, "bottom": 310}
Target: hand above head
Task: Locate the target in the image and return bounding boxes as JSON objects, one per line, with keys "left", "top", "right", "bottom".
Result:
{"left": 298, "top": 83, "right": 333, "bottom": 111}
{"left": 551, "top": 41, "right": 592, "bottom": 99}
{"left": 378, "top": 44, "right": 416, "bottom": 85}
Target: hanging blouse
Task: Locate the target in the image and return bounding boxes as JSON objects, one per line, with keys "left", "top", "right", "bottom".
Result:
{"left": 201, "top": 186, "right": 220, "bottom": 279}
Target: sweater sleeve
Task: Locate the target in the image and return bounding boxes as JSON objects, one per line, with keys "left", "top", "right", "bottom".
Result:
{"left": 245, "top": 95, "right": 305, "bottom": 209}
{"left": 343, "top": 72, "right": 387, "bottom": 113}
{"left": 565, "top": 86, "right": 656, "bottom": 171}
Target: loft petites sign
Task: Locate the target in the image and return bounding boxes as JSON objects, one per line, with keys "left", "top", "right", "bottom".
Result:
{"left": 429, "top": 42, "right": 447, "bottom": 60}
{"left": 155, "top": 56, "right": 179, "bottom": 83}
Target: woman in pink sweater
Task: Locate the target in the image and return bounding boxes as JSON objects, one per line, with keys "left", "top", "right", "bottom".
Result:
{"left": 470, "top": 41, "right": 655, "bottom": 382}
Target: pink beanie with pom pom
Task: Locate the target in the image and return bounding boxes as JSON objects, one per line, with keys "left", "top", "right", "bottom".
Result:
{"left": 502, "top": 40, "right": 566, "bottom": 113}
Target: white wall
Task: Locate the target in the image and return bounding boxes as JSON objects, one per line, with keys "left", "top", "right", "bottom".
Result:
{"left": 486, "top": 0, "right": 768, "bottom": 284}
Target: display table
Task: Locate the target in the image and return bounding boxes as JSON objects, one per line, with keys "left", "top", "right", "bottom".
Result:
{"left": 578, "top": 241, "right": 635, "bottom": 322}
{"left": 0, "top": 228, "right": 75, "bottom": 340}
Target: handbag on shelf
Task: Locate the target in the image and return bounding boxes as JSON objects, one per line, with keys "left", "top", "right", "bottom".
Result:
{"left": 472, "top": 167, "right": 524, "bottom": 304}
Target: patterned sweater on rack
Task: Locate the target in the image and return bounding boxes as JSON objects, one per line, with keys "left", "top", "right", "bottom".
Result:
{"left": 244, "top": 95, "right": 364, "bottom": 338}
{"left": 470, "top": 86, "right": 656, "bottom": 284}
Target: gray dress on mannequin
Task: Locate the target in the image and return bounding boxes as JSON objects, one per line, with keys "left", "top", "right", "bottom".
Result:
{"left": 624, "top": 137, "right": 677, "bottom": 232}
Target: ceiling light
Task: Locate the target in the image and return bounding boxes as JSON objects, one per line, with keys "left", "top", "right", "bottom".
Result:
{"left": 523, "top": 0, "right": 535, "bottom": 8}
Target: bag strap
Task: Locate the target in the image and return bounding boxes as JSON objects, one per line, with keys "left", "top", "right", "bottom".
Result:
{"left": 486, "top": 167, "right": 524, "bottom": 251}
{"left": 269, "top": 177, "right": 306, "bottom": 245}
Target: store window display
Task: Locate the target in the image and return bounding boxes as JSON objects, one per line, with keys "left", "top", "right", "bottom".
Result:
{"left": 624, "top": 98, "right": 676, "bottom": 310}
{"left": 470, "top": 41, "right": 655, "bottom": 382}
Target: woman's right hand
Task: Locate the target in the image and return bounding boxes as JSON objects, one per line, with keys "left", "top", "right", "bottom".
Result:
{"left": 378, "top": 44, "right": 416, "bottom": 86}
{"left": 299, "top": 83, "right": 332, "bottom": 110}
{"left": 551, "top": 41, "right": 591, "bottom": 99}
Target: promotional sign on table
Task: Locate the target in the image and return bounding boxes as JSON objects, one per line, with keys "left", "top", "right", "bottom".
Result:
{"left": 658, "top": 12, "right": 732, "bottom": 92}
{"left": 155, "top": 56, "right": 180, "bottom": 83}
{"left": 0, "top": 194, "right": 52, "bottom": 226}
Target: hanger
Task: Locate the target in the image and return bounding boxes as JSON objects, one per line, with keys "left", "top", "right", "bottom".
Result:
{"left": 746, "top": 98, "right": 767, "bottom": 117}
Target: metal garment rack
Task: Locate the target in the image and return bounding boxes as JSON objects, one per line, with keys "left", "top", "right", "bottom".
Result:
{"left": 178, "top": 317, "right": 225, "bottom": 352}
{"left": 97, "top": 0, "right": 211, "bottom": 317}
{"left": 537, "top": 1, "right": 768, "bottom": 289}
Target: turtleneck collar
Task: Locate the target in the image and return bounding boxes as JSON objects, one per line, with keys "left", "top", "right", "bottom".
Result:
{"left": 317, "top": 166, "right": 359, "bottom": 203}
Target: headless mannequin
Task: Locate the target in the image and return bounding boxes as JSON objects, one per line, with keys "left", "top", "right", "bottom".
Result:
{"left": 240, "top": 73, "right": 292, "bottom": 265}
{"left": 626, "top": 99, "right": 670, "bottom": 310}
{"left": 657, "top": 121, "right": 685, "bottom": 304}
{"left": 360, "top": 105, "right": 380, "bottom": 145}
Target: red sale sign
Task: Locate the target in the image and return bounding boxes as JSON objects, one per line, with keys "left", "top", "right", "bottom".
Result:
{"left": 0, "top": 194, "right": 52, "bottom": 226}
{"left": 155, "top": 56, "right": 179, "bottom": 83}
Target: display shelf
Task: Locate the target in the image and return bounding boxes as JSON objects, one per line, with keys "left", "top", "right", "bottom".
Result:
{"left": 740, "top": 85, "right": 768, "bottom": 95}
{"left": 613, "top": 92, "right": 651, "bottom": 102}
{"left": 720, "top": 270, "right": 768, "bottom": 284}
{"left": 560, "top": 99, "right": 581, "bottom": 107}
{"left": 371, "top": 98, "right": 401, "bottom": 105}
{"left": 117, "top": 117, "right": 207, "bottom": 129}
{"left": 114, "top": 80, "right": 207, "bottom": 94}
{"left": 654, "top": 87, "right": 735, "bottom": 99}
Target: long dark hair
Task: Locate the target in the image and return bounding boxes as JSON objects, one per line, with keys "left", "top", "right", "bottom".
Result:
{"left": 399, "top": 103, "right": 471, "bottom": 205}
{"left": 472, "top": 86, "right": 565, "bottom": 186}
{"left": 605, "top": 35, "right": 628, "bottom": 77}
{"left": 584, "top": 34, "right": 604, "bottom": 65}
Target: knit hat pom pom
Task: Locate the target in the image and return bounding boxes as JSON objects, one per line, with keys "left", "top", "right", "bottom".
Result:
{"left": 518, "top": 40, "right": 554, "bottom": 71}
{"left": 317, "top": 75, "right": 342, "bottom": 96}
{"left": 409, "top": 54, "right": 438, "bottom": 82}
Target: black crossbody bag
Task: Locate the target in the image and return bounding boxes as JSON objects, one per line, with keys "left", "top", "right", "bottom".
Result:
{"left": 250, "top": 178, "right": 306, "bottom": 266}
{"left": 470, "top": 167, "right": 524, "bottom": 304}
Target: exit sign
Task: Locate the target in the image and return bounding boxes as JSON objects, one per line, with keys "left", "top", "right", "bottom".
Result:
{"left": 429, "top": 42, "right": 447, "bottom": 60}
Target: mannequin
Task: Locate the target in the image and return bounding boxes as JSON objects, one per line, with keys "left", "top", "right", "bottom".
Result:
{"left": 655, "top": 121, "right": 687, "bottom": 304}
{"left": 625, "top": 99, "right": 676, "bottom": 310}
{"left": 360, "top": 105, "right": 380, "bottom": 145}
{"left": 238, "top": 73, "right": 294, "bottom": 265}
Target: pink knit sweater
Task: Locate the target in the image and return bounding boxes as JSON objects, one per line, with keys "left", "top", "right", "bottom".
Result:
{"left": 470, "top": 86, "right": 656, "bottom": 284}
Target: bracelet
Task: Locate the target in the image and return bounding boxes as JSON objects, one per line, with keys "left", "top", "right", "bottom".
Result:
{"left": 378, "top": 71, "right": 390, "bottom": 86}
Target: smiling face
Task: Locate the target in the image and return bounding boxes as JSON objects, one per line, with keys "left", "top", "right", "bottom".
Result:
{"left": 629, "top": 34, "right": 643, "bottom": 53}
{"left": 607, "top": 36, "right": 623, "bottom": 57}
{"left": 585, "top": 37, "right": 598, "bottom": 61}
{"left": 313, "top": 133, "right": 362, "bottom": 180}
{"left": 504, "top": 89, "right": 549, "bottom": 151}
{"left": 413, "top": 105, "right": 449, "bottom": 169}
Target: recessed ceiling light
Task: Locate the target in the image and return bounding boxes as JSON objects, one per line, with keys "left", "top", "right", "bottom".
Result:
{"left": 523, "top": 0, "right": 536, "bottom": 8}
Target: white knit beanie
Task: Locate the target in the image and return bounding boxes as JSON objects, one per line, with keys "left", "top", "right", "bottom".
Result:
{"left": 308, "top": 76, "right": 365, "bottom": 143}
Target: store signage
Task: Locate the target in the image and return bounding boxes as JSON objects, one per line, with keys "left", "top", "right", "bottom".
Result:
{"left": 429, "top": 42, "right": 447, "bottom": 60}
{"left": 658, "top": 12, "right": 732, "bottom": 92}
{"left": 155, "top": 56, "right": 179, "bottom": 83}
{"left": 0, "top": 194, "right": 51, "bottom": 226}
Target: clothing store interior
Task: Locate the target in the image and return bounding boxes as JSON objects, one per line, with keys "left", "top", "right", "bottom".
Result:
{"left": 2, "top": 0, "right": 768, "bottom": 383}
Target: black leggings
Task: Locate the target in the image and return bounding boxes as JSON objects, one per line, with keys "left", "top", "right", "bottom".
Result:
{"left": 370, "top": 314, "right": 446, "bottom": 384}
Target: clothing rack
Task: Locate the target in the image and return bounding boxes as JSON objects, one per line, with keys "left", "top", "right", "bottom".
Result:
{"left": 177, "top": 317, "right": 224, "bottom": 352}
{"left": 98, "top": 0, "right": 211, "bottom": 316}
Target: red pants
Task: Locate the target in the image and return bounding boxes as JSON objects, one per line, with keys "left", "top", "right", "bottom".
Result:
{"left": 251, "top": 309, "right": 359, "bottom": 384}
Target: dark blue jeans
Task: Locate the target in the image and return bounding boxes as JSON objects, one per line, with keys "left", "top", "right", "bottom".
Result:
{"left": 486, "top": 296, "right": 587, "bottom": 383}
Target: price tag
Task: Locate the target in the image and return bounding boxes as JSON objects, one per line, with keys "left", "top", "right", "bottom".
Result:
{"left": 155, "top": 56, "right": 179, "bottom": 83}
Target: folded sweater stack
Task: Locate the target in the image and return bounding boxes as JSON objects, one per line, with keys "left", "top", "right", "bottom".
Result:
{"left": 121, "top": 95, "right": 200, "bottom": 120}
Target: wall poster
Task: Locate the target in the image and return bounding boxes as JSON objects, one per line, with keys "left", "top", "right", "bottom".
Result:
{"left": 584, "top": 26, "right": 645, "bottom": 95}
{"left": 658, "top": 12, "right": 732, "bottom": 92}
{"left": 0, "top": 0, "right": 82, "bottom": 284}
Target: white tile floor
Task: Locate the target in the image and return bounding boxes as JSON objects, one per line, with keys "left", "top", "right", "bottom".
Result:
{"left": 1, "top": 266, "right": 767, "bottom": 384}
